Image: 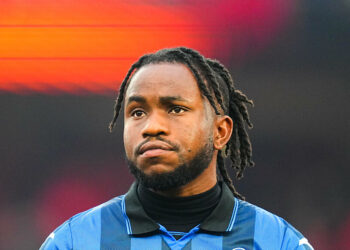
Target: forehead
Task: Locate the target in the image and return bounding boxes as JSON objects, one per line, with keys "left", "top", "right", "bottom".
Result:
{"left": 125, "top": 63, "right": 202, "bottom": 101}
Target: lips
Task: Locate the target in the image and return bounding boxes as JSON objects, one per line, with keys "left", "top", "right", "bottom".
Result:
{"left": 138, "top": 141, "right": 174, "bottom": 155}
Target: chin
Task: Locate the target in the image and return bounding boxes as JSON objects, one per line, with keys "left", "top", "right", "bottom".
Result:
{"left": 140, "top": 163, "right": 175, "bottom": 175}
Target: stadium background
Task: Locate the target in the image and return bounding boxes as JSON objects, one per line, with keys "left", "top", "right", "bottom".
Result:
{"left": 0, "top": 0, "right": 348, "bottom": 249}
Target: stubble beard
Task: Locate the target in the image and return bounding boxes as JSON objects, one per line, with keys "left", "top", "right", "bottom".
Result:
{"left": 127, "top": 139, "right": 214, "bottom": 191}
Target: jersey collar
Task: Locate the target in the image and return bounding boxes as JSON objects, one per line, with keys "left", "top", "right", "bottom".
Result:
{"left": 199, "top": 182, "right": 238, "bottom": 232}
{"left": 124, "top": 181, "right": 237, "bottom": 235}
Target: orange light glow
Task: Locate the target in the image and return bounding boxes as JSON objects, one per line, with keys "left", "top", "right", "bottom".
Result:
{"left": 0, "top": 0, "right": 295, "bottom": 94}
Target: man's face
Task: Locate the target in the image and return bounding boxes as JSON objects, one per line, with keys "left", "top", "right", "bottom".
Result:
{"left": 123, "top": 63, "right": 216, "bottom": 190}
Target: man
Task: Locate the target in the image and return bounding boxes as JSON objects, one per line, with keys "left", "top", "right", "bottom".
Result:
{"left": 41, "top": 47, "right": 313, "bottom": 249}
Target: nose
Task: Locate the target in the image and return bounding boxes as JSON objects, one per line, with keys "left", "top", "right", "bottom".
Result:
{"left": 141, "top": 111, "right": 169, "bottom": 138}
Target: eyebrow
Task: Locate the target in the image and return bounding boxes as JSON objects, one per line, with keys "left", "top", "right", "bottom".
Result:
{"left": 159, "top": 96, "right": 189, "bottom": 104}
{"left": 126, "top": 95, "right": 146, "bottom": 106}
{"left": 126, "top": 95, "right": 189, "bottom": 106}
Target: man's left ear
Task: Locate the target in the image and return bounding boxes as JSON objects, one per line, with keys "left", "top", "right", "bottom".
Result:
{"left": 213, "top": 115, "right": 233, "bottom": 150}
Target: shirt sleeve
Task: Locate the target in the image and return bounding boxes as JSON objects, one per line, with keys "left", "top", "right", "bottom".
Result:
{"left": 281, "top": 224, "right": 314, "bottom": 250}
{"left": 39, "top": 220, "right": 73, "bottom": 250}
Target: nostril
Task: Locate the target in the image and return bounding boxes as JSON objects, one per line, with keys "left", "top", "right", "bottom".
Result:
{"left": 142, "top": 131, "right": 166, "bottom": 138}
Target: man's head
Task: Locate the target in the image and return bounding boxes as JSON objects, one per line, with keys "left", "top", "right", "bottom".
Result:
{"left": 123, "top": 63, "right": 223, "bottom": 192}
{"left": 110, "top": 47, "right": 254, "bottom": 199}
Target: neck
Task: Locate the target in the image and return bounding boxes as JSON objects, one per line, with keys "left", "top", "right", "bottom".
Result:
{"left": 152, "top": 154, "right": 218, "bottom": 197}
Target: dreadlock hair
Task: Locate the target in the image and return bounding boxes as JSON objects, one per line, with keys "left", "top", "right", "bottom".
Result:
{"left": 109, "top": 47, "right": 254, "bottom": 200}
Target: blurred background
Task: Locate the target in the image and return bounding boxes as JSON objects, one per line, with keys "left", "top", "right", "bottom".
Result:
{"left": 0, "top": 0, "right": 349, "bottom": 249}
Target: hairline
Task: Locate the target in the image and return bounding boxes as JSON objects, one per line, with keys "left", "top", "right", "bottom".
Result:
{"left": 123, "top": 61, "right": 225, "bottom": 115}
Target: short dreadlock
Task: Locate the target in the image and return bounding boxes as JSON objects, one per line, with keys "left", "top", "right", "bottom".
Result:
{"left": 109, "top": 47, "right": 254, "bottom": 200}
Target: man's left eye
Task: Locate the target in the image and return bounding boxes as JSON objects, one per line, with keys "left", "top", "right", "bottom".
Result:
{"left": 169, "top": 107, "right": 185, "bottom": 114}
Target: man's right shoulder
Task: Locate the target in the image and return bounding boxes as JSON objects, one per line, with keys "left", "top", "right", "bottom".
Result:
{"left": 40, "top": 195, "right": 126, "bottom": 250}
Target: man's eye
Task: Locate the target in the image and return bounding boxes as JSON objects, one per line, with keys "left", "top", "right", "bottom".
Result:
{"left": 131, "top": 110, "right": 145, "bottom": 117}
{"left": 169, "top": 107, "right": 185, "bottom": 114}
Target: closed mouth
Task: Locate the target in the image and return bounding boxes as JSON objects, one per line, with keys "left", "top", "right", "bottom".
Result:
{"left": 138, "top": 141, "right": 174, "bottom": 155}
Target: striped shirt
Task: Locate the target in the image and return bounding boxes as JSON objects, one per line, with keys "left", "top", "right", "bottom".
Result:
{"left": 40, "top": 182, "right": 313, "bottom": 250}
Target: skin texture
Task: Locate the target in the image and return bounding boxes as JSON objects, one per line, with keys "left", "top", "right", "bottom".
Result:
{"left": 123, "top": 63, "right": 233, "bottom": 197}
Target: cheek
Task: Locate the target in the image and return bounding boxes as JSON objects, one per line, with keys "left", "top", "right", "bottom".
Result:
{"left": 123, "top": 123, "right": 135, "bottom": 158}
{"left": 177, "top": 120, "right": 212, "bottom": 152}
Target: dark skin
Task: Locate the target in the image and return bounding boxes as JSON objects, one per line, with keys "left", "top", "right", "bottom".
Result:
{"left": 123, "top": 63, "right": 233, "bottom": 197}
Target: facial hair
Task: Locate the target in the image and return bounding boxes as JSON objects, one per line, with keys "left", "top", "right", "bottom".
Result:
{"left": 127, "top": 138, "right": 214, "bottom": 191}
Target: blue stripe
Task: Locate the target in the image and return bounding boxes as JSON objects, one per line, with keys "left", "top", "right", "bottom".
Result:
{"left": 131, "top": 234, "right": 162, "bottom": 250}
{"left": 254, "top": 209, "right": 303, "bottom": 249}
{"left": 191, "top": 232, "right": 223, "bottom": 249}
{"left": 100, "top": 196, "right": 131, "bottom": 249}
{"left": 226, "top": 197, "right": 239, "bottom": 231}
{"left": 69, "top": 209, "right": 101, "bottom": 249}
{"left": 222, "top": 199, "right": 255, "bottom": 249}
{"left": 121, "top": 195, "right": 132, "bottom": 234}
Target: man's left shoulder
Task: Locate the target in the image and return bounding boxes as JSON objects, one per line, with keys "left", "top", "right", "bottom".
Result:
{"left": 40, "top": 195, "right": 126, "bottom": 250}
{"left": 235, "top": 199, "right": 314, "bottom": 250}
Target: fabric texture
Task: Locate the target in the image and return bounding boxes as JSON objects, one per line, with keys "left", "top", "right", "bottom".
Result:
{"left": 40, "top": 182, "right": 313, "bottom": 250}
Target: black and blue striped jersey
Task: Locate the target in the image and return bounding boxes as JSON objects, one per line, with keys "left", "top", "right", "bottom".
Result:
{"left": 40, "top": 183, "right": 313, "bottom": 250}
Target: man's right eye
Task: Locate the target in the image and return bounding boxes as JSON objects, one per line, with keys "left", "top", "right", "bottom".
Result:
{"left": 131, "top": 110, "right": 145, "bottom": 118}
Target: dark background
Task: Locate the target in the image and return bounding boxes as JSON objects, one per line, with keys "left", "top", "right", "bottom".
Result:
{"left": 0, "top": 1, "right": 349, "bottom": 249}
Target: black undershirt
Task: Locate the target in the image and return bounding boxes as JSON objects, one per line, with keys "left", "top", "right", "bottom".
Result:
{"left": 137, "top": 183, "right": 221, "bottom": 238}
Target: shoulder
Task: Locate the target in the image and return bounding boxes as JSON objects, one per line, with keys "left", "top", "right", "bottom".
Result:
{"left": 235, "top": 199, "right": 313, "bottom": 250}
{"left": 39, "top": 195, "right": 125, "bottom": 250}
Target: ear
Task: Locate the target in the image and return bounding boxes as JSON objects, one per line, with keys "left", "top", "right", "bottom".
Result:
{"left": 213, "top": 115, "right": 233, "bottom": 150}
